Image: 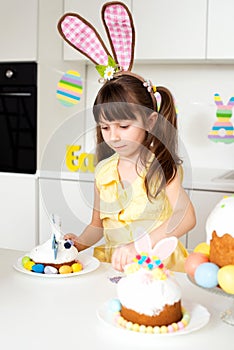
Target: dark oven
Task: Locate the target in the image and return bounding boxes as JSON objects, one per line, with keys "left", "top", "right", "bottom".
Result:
{"left": 0, "top": 62, "right": 37, "bottom": 174}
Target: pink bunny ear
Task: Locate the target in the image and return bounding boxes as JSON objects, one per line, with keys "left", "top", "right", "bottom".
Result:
{"left": 152, "top": 237, "right": 178, "bottom": 261}
{"left": 134, "top": 233, "right": 152, "bottom": 255}
{"left": 102, "top": 2, "right": 135, "bottom": 71}
{"left": 58, "top": 13, "right": 112, "bottom": 66}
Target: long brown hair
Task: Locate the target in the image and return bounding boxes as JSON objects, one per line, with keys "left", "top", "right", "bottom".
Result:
{"left": 93, "top": 72, "right": 182, "bottom": 200}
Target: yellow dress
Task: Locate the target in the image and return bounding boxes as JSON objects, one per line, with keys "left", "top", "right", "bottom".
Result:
{"left": 93, "top": 153, "right": 188, "bottom": 272}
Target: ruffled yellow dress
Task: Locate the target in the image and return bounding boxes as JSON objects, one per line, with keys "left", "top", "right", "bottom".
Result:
{"left": 93, "top": 153, "right": 188, "bottom": 272}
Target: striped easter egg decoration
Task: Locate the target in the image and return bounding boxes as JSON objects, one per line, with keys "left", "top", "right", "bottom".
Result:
{"left": 57, "top": 70, "right": 83, "bottom": 106}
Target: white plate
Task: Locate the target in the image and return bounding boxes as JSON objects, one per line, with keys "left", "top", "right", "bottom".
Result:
{"left": 97, "top": 300, "right": 210, "bottom": 337}
{"left": 13, "top": 253, "right": 100, "bottom": 278}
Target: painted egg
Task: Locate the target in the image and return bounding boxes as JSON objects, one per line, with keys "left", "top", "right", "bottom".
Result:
{"left": 59, "top": 265, "right": 73, "bottom": 274}
{"left": 194, "top": 262, "right": 219, "bottom": 288}
{"left": 184, "top": 252, "right": 209, "bottom": 277}
{"left": 218, "top": 265, "right": 234, "bottom": 294}
{"left": 32, "top": 264, "right": 45, "bottom": 273}
{"left": 193, "top": 242, "right": 210, "bottom": 257}
{"left": 44, "top": 266, "right": 58, "bottom": 274}
{"left": 56, "top": 70, "right": 83, "bottom": 107}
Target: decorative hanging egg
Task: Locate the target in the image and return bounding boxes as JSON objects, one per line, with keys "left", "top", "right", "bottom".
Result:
{"left": 56, "top": 70, "right": 83, "bottom": 107}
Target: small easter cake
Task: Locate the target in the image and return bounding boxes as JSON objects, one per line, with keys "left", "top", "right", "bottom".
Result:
{"left": 110, "top": 234, "right": 190, "bottom": 333}
{"left": 22, "top": 215, "right": 83, "bottom": 275}
{"left": 206, "top": 195, "right": 234, "bottom": 267}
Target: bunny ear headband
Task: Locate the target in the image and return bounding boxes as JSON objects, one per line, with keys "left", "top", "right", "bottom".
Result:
{"left": 57, "top": 1, "right": 135, "bottom": 81}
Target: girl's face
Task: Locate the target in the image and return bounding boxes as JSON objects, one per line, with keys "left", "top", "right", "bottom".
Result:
{"left": 99, "top": 117, "right": 147, "bottom": 160}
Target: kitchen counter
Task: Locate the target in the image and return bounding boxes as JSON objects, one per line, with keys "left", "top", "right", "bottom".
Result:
{"left": 1, "top": 248, "right": 233, "bottom": 350}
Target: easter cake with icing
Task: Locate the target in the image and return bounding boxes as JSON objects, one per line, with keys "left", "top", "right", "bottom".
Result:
{"left": 206, "top": 195, "right": 234, "bottom": 267}
{"left": 22, "top": 215, "right": 83, "bottom": 275}
{"left": 111, "top": 234, "right": 190, "bottom": 333}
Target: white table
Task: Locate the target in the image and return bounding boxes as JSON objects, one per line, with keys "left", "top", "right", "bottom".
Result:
{"left": 0, "top": 248, "right": 234, "bottom": 350}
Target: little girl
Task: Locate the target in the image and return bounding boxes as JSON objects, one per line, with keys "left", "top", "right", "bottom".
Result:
{"left": 65, "top": 72, "right": 196, "bottom": 272}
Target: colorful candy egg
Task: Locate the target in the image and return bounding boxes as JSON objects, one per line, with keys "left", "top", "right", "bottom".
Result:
{"left": 59, "top": 265, "right": 73, "bottom": 274}
{"left": 184, "top": 252, "right": 209, "bottom": 277}
{"left": 71, "top": 262, "right": 83, "bottom": 273}
{"left": 32, "top": 264, "right": 45, "bottom": 274}
{"left": 56, "top": 70, "right": 83, "bottom": 107}
{"left": 218, "top": 265, "right": 234, "bottom": 294}
{"left": 24, "top": 260, "right": 35, "bottom": 271}
{"left": 22, "top": 256, "right": 31, "bottom": 266}
{"left": 44, "top": 266, "right": 58, "bottom": 274}
{"left": 194, "top": 262, "right": 219, "bottom": 288}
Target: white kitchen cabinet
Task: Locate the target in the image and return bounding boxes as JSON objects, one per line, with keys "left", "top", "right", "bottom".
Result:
{"left": 207, "top": 0, "right": 234, "bottom": 59}
{"left": 63, "top": 0, "right": 132, "bottom": 60}
{"left": 0, "top": 174, "right": 38, "bottom": 251}
{"left": 39, "top": 178, "right": 94, "bottom": 243}
{"left": 0, "top": 0, "right": 38, "bottom": 61}
{"left": 132, "top": 0, "right": 207, "bottom": 60}
{"left": 186, "top": 189, "right": 233, "bottom": 250}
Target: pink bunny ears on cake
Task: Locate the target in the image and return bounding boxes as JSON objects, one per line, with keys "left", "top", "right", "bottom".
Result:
{"left": 57, "top": 1, "right": 135, "bottom": 80}
{"left": 123, "top": 231, "right": 178, "bottom": 275}
{"left": 135, "top": 232, "right": 178, "bottom": 262}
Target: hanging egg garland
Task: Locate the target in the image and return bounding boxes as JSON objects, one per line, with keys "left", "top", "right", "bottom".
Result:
{"left": 56, "top": 70, "right": 83, "bottom": 107}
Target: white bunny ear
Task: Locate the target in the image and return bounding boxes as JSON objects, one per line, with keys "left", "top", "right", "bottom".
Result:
{"left": 102, "top": 2, "right": 135, "bottom": 71}
{"left": 152, "top": 237, "right": 178, "bottom": 261}
{"left": 134, "top": 233, "right": 152, "bottom": 255}
{"left": 58, "top": 13, "right": 112, "bottom": 66}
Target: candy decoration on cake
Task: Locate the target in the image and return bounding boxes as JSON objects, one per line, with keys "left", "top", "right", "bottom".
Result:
{"left": 208, "top": 93, "right": 234, "bottom": 143}
{"left": 56, "top": 70, "right": 83, "bottom": 107}
{"left": 108, "top": 232, "right": 191, "bottom": 334}
{"left": 21, "top": 214, "right": 83, "bottom": 275}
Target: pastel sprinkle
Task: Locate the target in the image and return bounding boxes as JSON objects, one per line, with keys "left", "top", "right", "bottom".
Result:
{"left": 139, "top": 325, "right": 146, "bottom": 333}
{"left": 153, "top": 326, "right": 160, "bottom": 334}
{"left": 160, "top": 326, "right": 168, "bottom": 334}
{"left": 177, "top": 321, "right": 184, "bottom": 330}
{"left": 167, "top": 325, "right": 174, "bottom": 333}
{"left": 113, "top": 307, "right": 190, "bottom": 334}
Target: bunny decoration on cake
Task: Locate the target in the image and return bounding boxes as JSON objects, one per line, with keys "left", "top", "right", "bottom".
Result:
{"left": 124, "top": 232, "right": 178, "bottom": 275}
{"left": 57, "top": 2, "right": 135, "bottom": 81}
{"left": 208, "top": 93, "right": 234, "bottom": 144}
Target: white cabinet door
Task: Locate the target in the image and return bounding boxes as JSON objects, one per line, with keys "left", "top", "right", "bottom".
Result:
{"left": 63, "top": 0, "right": 132, "bottom": 60}
{"left": 207, "top": 0, "right": 234, "bottom": 59}
{"left": 39, "top": 178, "right": 94, "bottom": 243}
{"left": 0, "top": 174, "right": 37, "bottom": 251}
{"left": 133, "top": 0, "right": 207, "bottom": 60}
{"left": 0, "top": 0, "right": 38, "bottom": 61}
{"left": 186, "top": 190, "right": 233, "bottom": 250}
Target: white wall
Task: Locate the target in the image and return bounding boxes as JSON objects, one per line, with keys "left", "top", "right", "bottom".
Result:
{"left": 86, "top": 63, "right": 234, "bottom": 171}
{"left": 37, "top": 0, "right": 86, "bottom": 170}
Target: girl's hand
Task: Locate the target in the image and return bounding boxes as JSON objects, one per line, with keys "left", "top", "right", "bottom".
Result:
{"left": 64, "top": 233, "right": 87, "bottom": 251}
{"left": 111, "top": 242, "right": 137, "bottom": 271}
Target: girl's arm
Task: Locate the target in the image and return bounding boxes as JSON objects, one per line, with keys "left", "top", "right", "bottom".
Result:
{"left": 65, "top": 183, "right": 103, "bottom": 251}
{"left": 150, "top": 172, "right": 196, "bottom": 246}
{"left": 112, "top": 173, "right": 196, "bottom": 271}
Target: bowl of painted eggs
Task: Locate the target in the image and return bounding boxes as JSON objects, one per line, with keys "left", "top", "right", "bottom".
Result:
{"left": 185, "top": 242, "right": 234, "bottom": 295}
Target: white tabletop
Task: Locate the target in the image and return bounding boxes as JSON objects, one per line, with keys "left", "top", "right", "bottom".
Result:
{"left": 0, "top": 248, "right": 234, "bottom": 350}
